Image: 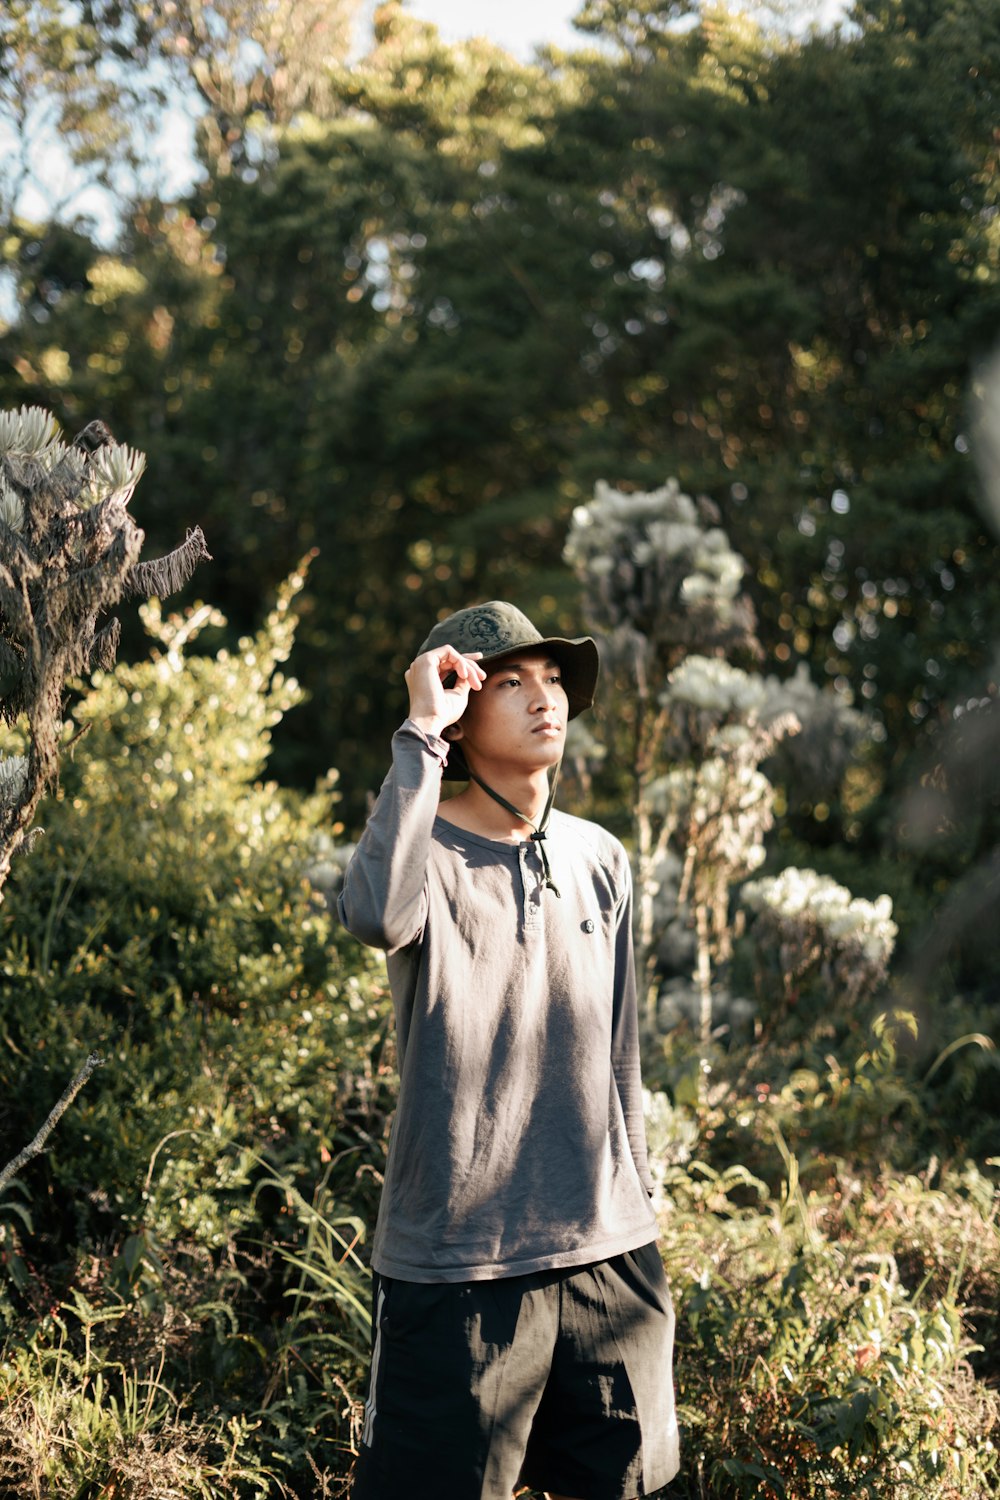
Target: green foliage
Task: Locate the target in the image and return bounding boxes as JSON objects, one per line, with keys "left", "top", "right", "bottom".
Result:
{"left": 644, "top": 999, "right": 1000, "bottom": 1495}
{"left": 0, "top": 560, "right": 993, "bottom": 1496}
{"left": 3, "top": 1, "right": 997, "bottom": 1000}
{"left": 251, "top": 1159, "right": 371, "bottom": 1478}
{"left": 0, "top": 568, "right": 352, "bottom": 1240}
{"left": 660, "top": 1149, "right": 1000, "bottom": 1499}
{"left": 0, "top": 1300, "right": 276, "bottom": 1497}
{"left": 0, "top": 570, "right": 393, "bottom": 1494}
{"left": 0, "top": 1153, "right": 374, "bottom": 1497}
{"left": 0, "top": 4, "right": 998, "bottom": 1492}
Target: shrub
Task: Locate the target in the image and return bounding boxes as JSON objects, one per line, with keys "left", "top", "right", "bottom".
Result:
{"left": 0, "top": 572, "right": 391, "bottom": 1495}
{"left": 657, "top": 1150, "right": 1000, "bottom": 1499}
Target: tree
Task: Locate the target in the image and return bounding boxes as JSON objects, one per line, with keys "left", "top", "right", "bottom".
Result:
{"left": 0, "top": 0, "right": 364, "bottom": 227}
{"left": 0, "top": 404, "right": 210, "bottom": 893}
{"left": 0, "top": 403, "right": 208, "bottom": 1190}
{"left": 2, "top": 0, "right": 998, "bottom": 992}
{"left": 0, "top": 1, "right": 152, "bottom": 228}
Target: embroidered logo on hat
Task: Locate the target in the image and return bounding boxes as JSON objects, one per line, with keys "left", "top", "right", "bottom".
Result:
{"left": 465, "top": 607, "right": 516, "bottom": 652}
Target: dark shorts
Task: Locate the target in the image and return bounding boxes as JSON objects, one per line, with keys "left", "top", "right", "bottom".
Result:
{"left": 351, "top": 1242, "right": 679, "bottom": 1500}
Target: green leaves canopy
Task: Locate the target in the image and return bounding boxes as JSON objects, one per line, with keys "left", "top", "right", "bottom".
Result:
{"left": 1, "top": 0, "right": 998, "bottom": 953}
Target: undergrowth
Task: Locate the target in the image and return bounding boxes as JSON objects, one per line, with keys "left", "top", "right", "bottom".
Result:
{"left": 0, "top": 592, "right": 996, "bottom": 1497}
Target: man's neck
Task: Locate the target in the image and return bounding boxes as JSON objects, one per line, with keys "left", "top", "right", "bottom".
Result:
{"left": 439, "top": 767, "right": 552, "bottom": 843}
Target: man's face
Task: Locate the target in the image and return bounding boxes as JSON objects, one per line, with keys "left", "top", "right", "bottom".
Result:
{"left": 452, "top": 646, "right": 569, "bottom": 776}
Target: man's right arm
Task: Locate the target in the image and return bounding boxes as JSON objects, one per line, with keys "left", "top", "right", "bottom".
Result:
{"left": 337, "top": 644, "right": 486, "bottom": 952}
{"left": 337, "top": 721, "right": 448, "bottom": 952}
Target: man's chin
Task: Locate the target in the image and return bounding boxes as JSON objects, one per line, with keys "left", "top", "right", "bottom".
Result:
{"left": 526, "top": 739, "right": 565, "bottom": 769}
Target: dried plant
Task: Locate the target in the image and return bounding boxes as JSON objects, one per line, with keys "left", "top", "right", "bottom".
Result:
{"left": 0, "top": 405, "right": 210, "bottom": 899}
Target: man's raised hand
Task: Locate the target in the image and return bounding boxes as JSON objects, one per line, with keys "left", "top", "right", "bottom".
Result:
{"left": 405, "top": 646, "right": 486, "bottom": 739}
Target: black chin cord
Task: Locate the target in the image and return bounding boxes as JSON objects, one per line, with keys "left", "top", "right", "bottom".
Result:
{"left": 466, "top": 761, "right": 562, "bottom": 897}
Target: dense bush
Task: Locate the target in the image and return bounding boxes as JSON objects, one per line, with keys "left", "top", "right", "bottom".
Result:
{"left": 0, "top": 582, "right": 995, "bottom": 1488}
{"left": 658, "top": 1149, "right": 1000, "bottom": 1500}
{"left": 0, "top": 576, "right": 392, "bottom": 1494}
{"left": 0, "top": 577, "right": 995, "bottom": 1496}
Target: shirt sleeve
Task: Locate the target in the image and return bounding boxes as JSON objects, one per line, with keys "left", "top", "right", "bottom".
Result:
{"left": 337, "top": 719, "right": 448, "bottom": 954}
{"left": 609, "top": 851, "right": 655, "bottom": 1197}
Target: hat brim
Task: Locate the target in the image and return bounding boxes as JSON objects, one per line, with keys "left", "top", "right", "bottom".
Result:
{"left": 442, "top": 635, "right": 599, "bottom": 782}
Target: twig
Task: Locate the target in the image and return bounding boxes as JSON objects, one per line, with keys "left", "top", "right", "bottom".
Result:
{"left": 0, "top": 1051, "right": 104, "bottom": 1193}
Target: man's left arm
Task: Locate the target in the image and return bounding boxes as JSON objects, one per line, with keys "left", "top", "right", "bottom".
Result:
{"left": 610, "top": 854, "right": 655, "bottom": 1197}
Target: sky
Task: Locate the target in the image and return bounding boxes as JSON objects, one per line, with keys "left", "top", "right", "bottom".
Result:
{"left": 402, "top": 0, "right": 587, "bottom": 57}
{"left": 405, "top": 0, "right": 852, "bottom": 55}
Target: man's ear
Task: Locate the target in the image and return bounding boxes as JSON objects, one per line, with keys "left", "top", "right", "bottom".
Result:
{"left": 443, "top": 722, "right": 464, "bottom": 743}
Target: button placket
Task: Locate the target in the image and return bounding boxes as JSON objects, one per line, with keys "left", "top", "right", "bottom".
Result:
{"left": 519, "top": 844, "right": 541, "bottom": 932}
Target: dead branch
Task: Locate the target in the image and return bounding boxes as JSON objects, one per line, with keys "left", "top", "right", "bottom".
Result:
{"left": 0, "top": 1051, "right": 105, "bottom": 1194}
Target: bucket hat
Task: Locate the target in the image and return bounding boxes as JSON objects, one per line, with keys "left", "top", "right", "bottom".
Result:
{"left": 418, "top": 600, "right": 599, "bottom": 782}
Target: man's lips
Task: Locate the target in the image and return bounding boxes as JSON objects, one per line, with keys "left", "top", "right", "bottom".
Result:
{"left": 532, "top": 721, "right": 563, "bottom": 735}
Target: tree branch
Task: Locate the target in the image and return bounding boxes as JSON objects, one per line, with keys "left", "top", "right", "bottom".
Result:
{"left": 0, "top": 1051, "right": 104, "bottom": 1194}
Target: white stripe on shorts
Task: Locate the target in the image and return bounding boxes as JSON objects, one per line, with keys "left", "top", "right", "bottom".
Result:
{"left": 361, "top": 1284, "right": 387, "bottom": 1449}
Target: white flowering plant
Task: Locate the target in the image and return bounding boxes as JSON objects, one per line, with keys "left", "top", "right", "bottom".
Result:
{"left": 563, "top": 478, "right": 758, "bottom": 662}
{"left": 659, "top": 653, "right": 802, "bottom": 761}
{"left": 659, "top": 654, "right": 866, "bottom": 786}
{"left": 742, "top": 866, "right": 898, "bottom": 1020}
{"left": 642, "top": 1087, "right": 700, "bottom": 1201}
{"left": 756, "top": 661, "right": 869, "bottom": 803}
{"left": 563, "top": 479, "right": 886, "bottom": 1061}
{"left": 596, "top": 649, "right": 794, "bottom": 1043}
{"left": 559, "top": 715, "right": 609, "bottom": 805}
{"left": 303, "top": 830, "right": 358, "bottom": 909}
{"left": 564, "top": 484, "right": 769, "bottom": 1040}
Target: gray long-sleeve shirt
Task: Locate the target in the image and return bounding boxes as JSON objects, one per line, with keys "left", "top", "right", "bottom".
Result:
{"left": 338, "top": 720, "right": 657, "bottom": 1283}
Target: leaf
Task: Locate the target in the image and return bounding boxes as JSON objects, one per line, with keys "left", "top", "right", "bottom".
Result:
{"left": 123, "top": 527, "right": 213, "bottom": 601}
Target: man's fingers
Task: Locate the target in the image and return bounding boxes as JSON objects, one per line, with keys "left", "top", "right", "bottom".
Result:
{"left": 426, "top": 646, "right": 486, "bottom": 683}
{"left": 405, "top": 646, "right": 486, "bottom": 703}
{"left": 459, "top": 651, "right": 487, "bottom": 684}
{"left": 437, "top": 645, "right": 482, "bottom": 667}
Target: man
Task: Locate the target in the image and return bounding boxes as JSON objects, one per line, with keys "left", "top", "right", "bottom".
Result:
{"left": 338, "top": 601, "right": 679, "bottom": 1500}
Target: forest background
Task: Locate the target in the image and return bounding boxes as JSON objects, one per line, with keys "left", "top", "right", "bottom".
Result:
{"left": 0, "top": 1, "right": 999, "bottom": 1496}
